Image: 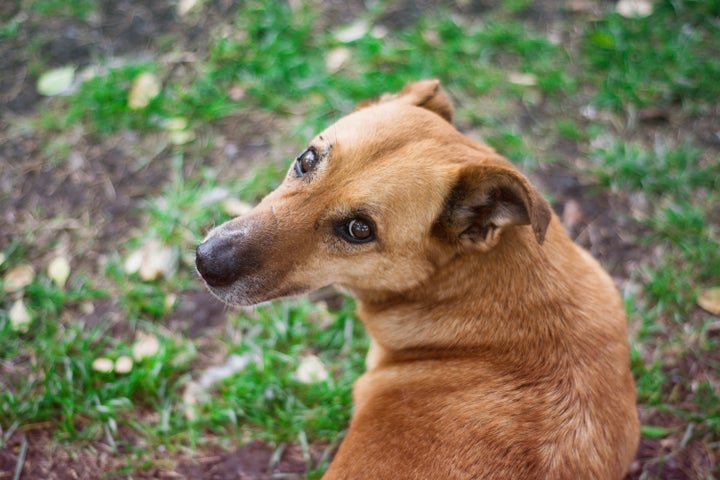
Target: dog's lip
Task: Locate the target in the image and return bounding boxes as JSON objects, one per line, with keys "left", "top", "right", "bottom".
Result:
{"left": 202, "top": 276, "right": 311, "bottom": 307}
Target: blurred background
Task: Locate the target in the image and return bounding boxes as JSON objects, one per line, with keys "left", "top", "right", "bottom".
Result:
{"left": 1, "top": 0, "right": 719, "bottom": 478}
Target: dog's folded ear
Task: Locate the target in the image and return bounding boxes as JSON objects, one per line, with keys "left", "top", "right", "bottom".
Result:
{"left": 359, "top": 79, "right": 454, "bottom": 123}
{"left": 434, "top": 165, "right": 552, "bottom": 251}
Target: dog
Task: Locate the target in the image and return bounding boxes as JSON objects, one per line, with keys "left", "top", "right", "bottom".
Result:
{"left": 196, "top": 80, "right": 639, "bottom": 479}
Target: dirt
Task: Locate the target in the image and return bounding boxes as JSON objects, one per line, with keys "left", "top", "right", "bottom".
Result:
{"left": 1, "top": 0, "right": 718, "bottom": 479}
{"left": 0, "top": 431, "right": 313, "bottom": 479}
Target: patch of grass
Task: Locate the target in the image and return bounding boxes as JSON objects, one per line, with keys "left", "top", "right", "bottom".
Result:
{"left": 200, "top": 299, "right": 366, "bottom": 444}
{"left": 591, "top": 140, "right": 720, "bottom": 197}
{"left": 582, "top": 0, "right": 720, "bottom": 111}
{"left": 29, "top": 0, "right": 95, "bottom": 19}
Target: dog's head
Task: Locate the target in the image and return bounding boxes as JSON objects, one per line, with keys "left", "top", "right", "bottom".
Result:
{"left": 196, "top": 80, "right": 551, "bottom": 305}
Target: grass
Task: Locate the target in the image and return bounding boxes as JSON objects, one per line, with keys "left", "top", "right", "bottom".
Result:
{"left": 1, "top": 0, "right": 719, "bottom": 477}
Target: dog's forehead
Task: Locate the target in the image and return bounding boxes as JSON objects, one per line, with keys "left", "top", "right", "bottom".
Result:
{"left": 315, "top": 103, "right": 456, "bottom": 163}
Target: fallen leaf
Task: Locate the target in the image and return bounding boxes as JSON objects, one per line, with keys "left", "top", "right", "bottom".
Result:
{"left": 177, "top": 0, "right": 200, "bottom": 16}
{"left": 165, "top": 117, "right": 195, "bottom": 145}
{"left": 164, "top": 293, "right": 177, "bottom": 311}
{"left": 114, "top": 356, "right": 134, "bottom": 374}
{"left": 128, "top": 72, "right": 161, "bottom": 110}
{"left": 37, "top": 66, "right": 76, "bottom": 96}
{"left": 294, "top": 355, "right": 329, "bottom": 384}
{"left": 47, "top": 256, "right": 71, "bottom": 288}
{"left": 9, "top": 299, "right": 32, "bottom": 332}
{"left": 124, "top": 249, "right": 144, "bottom": 275}
{"left": 4, "top": 264, "right": 35, "bottom": 292}
{"left": 133, "top": 332, "right": 160, "bottom": 360}
{"left": 616, "top": 0, "right": 653, "bottom": 18}
{"left": 325, "top": 47, "right": 351, "bottom": 73}
{"left": 334, "top": 20, "right": 369, "bottom": 43}
{"left": 92, "top": 357, "right": 115, "bottom": 373}
{"left": 698, "top": 287, "right": 720, "bottom": 316}
{"left": 126, "top": 240, "right": 179, "bottom": 281}
{"left": 169, "top": 130, "right": 195, "bottom": 145}
{"left": 139, "top": 241, "right": 178, "bottom": 281}
{"left": 508, "top": 72, "right": 537, "bottom": 87}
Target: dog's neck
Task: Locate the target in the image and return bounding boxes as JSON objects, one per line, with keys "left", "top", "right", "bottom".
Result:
{"left": 352, "top": 220, "right": 613, "bottom": 367}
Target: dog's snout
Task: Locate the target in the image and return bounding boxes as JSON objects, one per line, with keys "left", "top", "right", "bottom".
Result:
{"left": 195, "top": 235, "right": 245, "bottom": 288}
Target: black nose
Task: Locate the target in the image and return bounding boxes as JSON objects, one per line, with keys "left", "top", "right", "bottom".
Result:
{"left": 195, "top": 235, "right": 243, "bottom": 288}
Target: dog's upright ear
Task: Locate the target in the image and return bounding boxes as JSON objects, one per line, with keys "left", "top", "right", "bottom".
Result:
{"left": 361, "top": 79, "right": 454, "bottom": 123}
{"left": 434, "top": 165, "right": 552, "bottom": 251}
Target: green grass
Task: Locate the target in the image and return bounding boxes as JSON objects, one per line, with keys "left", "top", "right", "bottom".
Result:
{"left": 2, "top": 0, "right": 720, "bottom": 477}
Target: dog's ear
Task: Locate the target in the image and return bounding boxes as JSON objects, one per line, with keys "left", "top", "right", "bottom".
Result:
{"left": 359, "top": 79, "right": 454, "bottom": 122}
{"left": 434, "top": 165, "right": 552, "bottom": 251}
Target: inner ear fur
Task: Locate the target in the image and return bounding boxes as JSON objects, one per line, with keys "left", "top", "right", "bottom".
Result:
{"left": 435, "top": 165, "right": 552, "bottom": 249}
{"left": 357, "top": 79, "right": 454, "bottom": 123}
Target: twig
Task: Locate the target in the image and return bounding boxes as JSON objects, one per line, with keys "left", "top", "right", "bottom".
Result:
{"left": 12, "top": 434, "right": 27, "bottom": 480}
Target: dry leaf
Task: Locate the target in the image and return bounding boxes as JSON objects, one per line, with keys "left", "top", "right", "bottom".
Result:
{"left": 126, "top": 240, "right": 178, "bottom": 281}
{"left": 164, "top": 293, "right": 177, "bottom": 311}
{"left": 124, "top": 249, "right": 143, "bottom": 275}
{"left": 139, "top": 241, "right": 178, "bottom": 281}
{"left": 508, "top": 72, "right": 538, "bottom": 87}
{"left": 165, "top": 117, "right": 195, "bottom": 145}
{"left": 325, "top": 47, "right": 351, "bottom": 73}
{"left": 4, "top": 264, "right": 35, "bottom": 292}
{"left": 133, "top": 332, "right": 160, "bottom": 360}
{"left": 48, "top": 256, "right": 71, "bottom": 288}
{"left": 37, "top": 66, "right": 76, "bottom": 96}
{"left": 177, "top": 0, "right": 200, "bottom": 16}
{"left": 294, "top": 355, "right": 329, "bottom": 384}
{"left": 9, "top": 299, "right": 32, "bottom": 332}
{"left": 698, "top": 287, "right": 720, "bottom": 316}
{"left": 128, "top": 72, "right": 161, "bottom": 110}
{"left": 616, "top": 0, "right": 653, "bottom": 18}
{"left": 114, "top": 356, "right": 134, "bottom": 374}
{"left": 92, "top": 357, "right": 115, "bottom": 373}
{"left": 334, "top": 20, "right": 369, "bottom": 43}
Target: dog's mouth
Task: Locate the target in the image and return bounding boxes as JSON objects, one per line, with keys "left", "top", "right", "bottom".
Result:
{"left": 197, "top": 265, "right": 312, "bottom": 306}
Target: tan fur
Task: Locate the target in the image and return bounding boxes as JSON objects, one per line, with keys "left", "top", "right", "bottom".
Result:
{"left": 196, "top": 80, "right": 639, "bottom": 479}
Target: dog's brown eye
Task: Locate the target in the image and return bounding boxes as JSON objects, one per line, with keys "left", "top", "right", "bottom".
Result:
{"left": 347, "top": 219, "right": 372, "bottom": 241}
{"left": 295, "top": 147, "right": 317, "bottom": 176}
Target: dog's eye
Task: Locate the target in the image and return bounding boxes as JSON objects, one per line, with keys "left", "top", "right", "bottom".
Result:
{"left": 295, "top": 147, "right": 318, "bottom": 177}
{"left": 342, "top": 218, "right": 374, "bottom": 243}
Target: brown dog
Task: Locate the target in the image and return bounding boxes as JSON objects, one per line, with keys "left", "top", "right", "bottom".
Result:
{"left": 196, "top": 80, "right": 639, "bottom": 479}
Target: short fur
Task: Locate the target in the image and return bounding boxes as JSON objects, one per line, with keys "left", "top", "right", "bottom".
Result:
{"left": 196, "top": 79, "right": 639, "bottom": 479}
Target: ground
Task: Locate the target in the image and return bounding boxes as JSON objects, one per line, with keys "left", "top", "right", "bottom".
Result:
{"left": 1, "top": 0, "right": 719, "bottom": 478}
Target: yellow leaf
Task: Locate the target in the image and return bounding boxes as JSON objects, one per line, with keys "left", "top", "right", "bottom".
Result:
{"left": 9, "top": 299, "right": 32, "bottom": 332}
{"left": 133, "top": 332, "right": 160, "bottom": 360}
{"left": 47, "top": 256, "right": 71, "bottom": 288}
{"left": 92, "top": 357, "right": 114, "bottom": 373}
{"left": 4, "top": 264, "right": 34, "bottom": 292}
{"left": 616, "top": 0, "right": 653, "bottom": 18}
{"left": 37, "top": 66, "right": 76, "bottom": 96}
{"left": 698, "top": 287, "right": 720, "bottom": 316}
{"left": 114, "top": 356, "right": 134, "bottom": 374}
{"left": 294, "top": 355, "right": 329, "bottom": 384}
{"left": 128, "top": 72, "right": 161, "bottom": 110}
